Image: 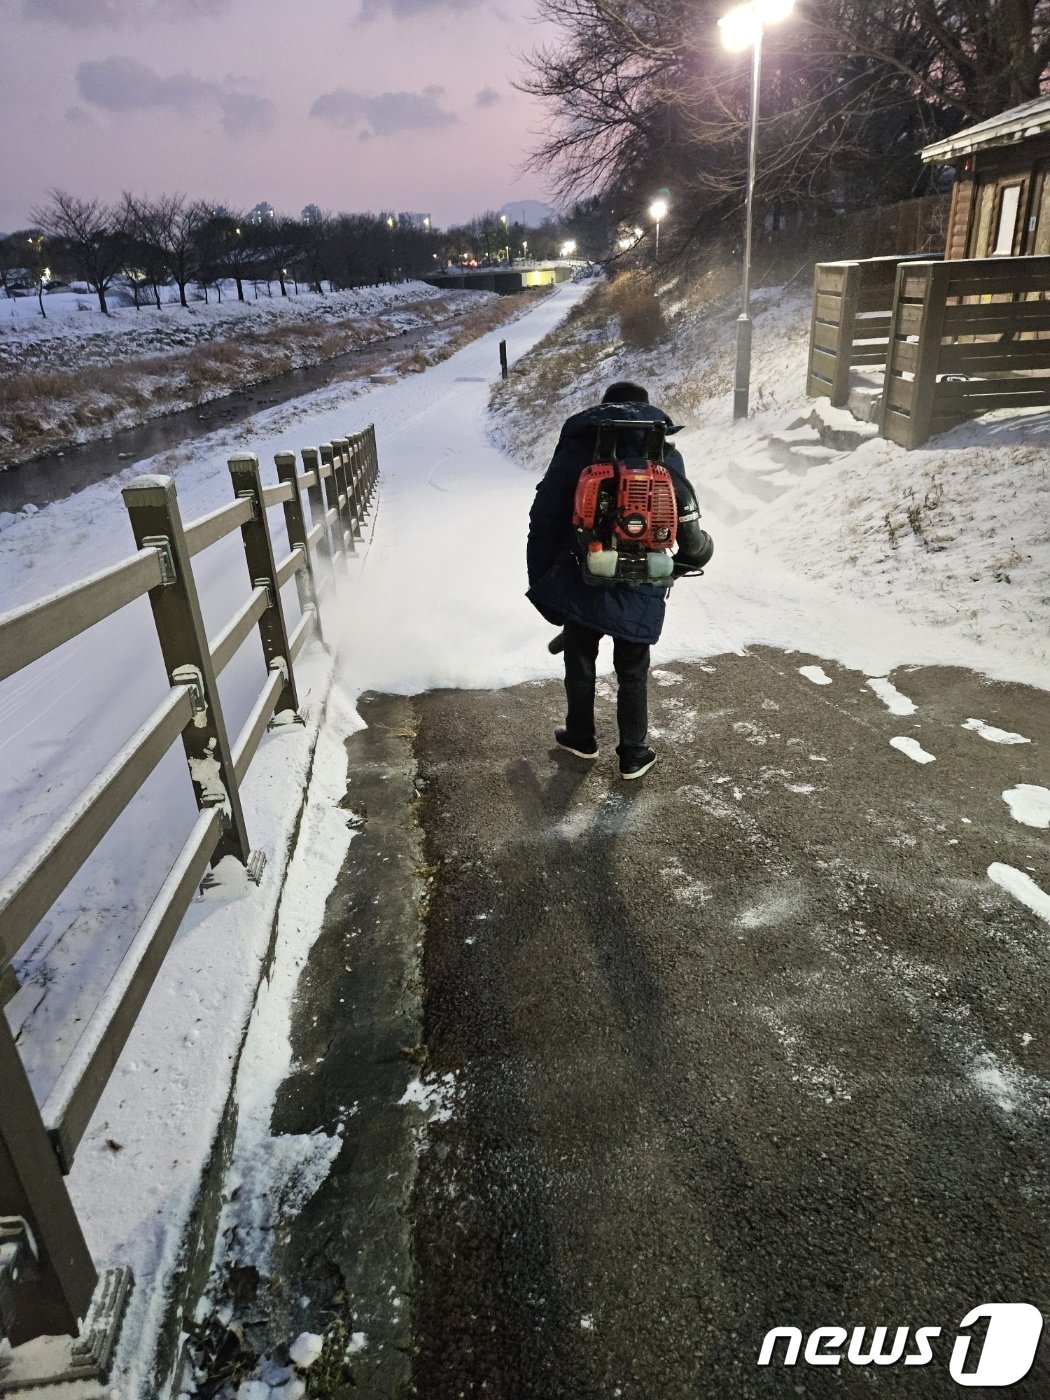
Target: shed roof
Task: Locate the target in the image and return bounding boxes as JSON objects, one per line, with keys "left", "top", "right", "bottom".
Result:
{"left": 921, "top": 95, "right": 1050, "bottom": 163}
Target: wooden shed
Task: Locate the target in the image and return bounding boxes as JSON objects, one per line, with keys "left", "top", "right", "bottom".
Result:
{"left": 923, "top": 96, "right": 1050, "bottom": 261}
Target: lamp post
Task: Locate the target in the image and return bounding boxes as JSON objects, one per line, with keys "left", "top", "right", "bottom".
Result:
{"left": 719, "top": 0, "right": 794, "bottom": 419}
{"left": 649, "top": 196, "right": 668, "bottom": 263}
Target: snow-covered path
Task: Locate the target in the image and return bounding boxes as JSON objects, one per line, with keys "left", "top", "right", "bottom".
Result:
{"left": 0, "top": 282, "right": 587, "bottom": 1094}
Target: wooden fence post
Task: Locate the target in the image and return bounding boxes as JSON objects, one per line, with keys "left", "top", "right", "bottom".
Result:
{"left": 333, "top": 438, "right": 362, "bottom": 540}
{"left": 880, "top": 261, "right": 950, "bottom": 449}
{"left": 301, "top": 446, "right": 337, "bottom": 590}
{"left": 500, "top": 339, "right": 508, "bottom": 379}
{"left": 344, "top": 436, "right": 364, "bottom": 538}
{"left": 319, "top": 444, "right": 350, "bottom": 558}
{"left": 335, "top": 438, "right": 360, "bottom": 548}
{"left": 365, "top": 424, "right": 379, "bottom": 499}
{"left": 123, "top": 475, "right": 251, "bottom": 867}
{"left": 227, "top": 453, "right": 300, "bottom": 718}
{"left": 830, "top": 262, "right": 861, "bottom": 407}
{"left": 274, "top": 452, "right": 326, "bottom": 648}
{"left": 0, "top": 1016, "right": 97, "bottom": 1344}
{"left": 906, "top": 262, "right": 951, "bottom": 448}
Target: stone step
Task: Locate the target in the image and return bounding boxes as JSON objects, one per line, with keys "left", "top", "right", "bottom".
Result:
{"left": 783, "top": 443, "right": 843, "bottom": 468}
{"left": 787, "top": 405, "right": 880, "bottom": 452}
{"left": 846, "top": 384, "right": 883, "bottom": 425}
{"left": 725, "top": 458, "right": 794, "bottom": 504}
{"left": 698, "top": 470, "right": 761, "bottom": 526}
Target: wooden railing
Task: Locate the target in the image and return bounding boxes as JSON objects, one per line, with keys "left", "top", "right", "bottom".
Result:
{"left": 806, "top": 254, "right": 942, "bottom": 406}
{"left": 880, "top": 256, "right": 1050, "bottom": 448}
{"left": 0, "top": 426, "right": 378, "bottom": 1364}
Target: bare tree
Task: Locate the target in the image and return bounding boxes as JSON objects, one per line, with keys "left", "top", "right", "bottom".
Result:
{"left": 189, "top": 204, "right": 231, "bottom": 302}
{"left": 31, "top": 191, "right": 127, "bottom": 314}
{"left": 300, "top": 210, "right": 335, "bottom": 292}
{"left": 816, "top": 0, "right": 1050, "bottom": 123}
{"left": 123, "top": 193, "right": 208, "bottom": 308}
{"left": 520, "top": 0, "right": 1050, "bottom": 251}
{"left": 220, "top": 213, "right": 263, "bottom": 301}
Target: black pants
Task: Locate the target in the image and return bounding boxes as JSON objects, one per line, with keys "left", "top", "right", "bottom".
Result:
{"left": 563, "top": 621, "right": 650, "bottom": 760}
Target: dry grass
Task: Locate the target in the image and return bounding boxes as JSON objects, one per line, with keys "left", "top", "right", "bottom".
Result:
{"left": 607, "top": 270, "right": 667, "bottom": 348}
{"left": 0, "top": 289, "right": 550, "bottom": 468}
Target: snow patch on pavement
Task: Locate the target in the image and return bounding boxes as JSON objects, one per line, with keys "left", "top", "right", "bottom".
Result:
{"left": 969, "top": 1052, "right": 1024, "bottom": 1113}
{"left": 1002, "top": 785, "right": 1050, "bottom": 829}
{"left": 889, "top": 736, "right": 936, "bottom": 765}
{"left": 962, "top": 717, "right": 1030, "bottom": 745}
{"left": 866, "top": 677, "right": 917, "bottom": 715}
{"left": 988, "top": 864, "right": 1050, "bottom": 923}
{"left": 400, "top": 1071, "right": 457, "bottom": 1125}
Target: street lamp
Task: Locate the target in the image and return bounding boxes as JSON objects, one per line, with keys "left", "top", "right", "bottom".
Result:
{"left": 649, "top": 196, "right": 668, "bottom": 262}
{"left": 560, "top": 239, "right": 577, "bottom": 259}
{"left": 719, "top": 0, "right": 795, "bottom": 419}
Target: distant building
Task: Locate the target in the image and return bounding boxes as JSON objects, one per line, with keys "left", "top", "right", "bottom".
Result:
{"left": 247, "top": 201, "right": 277, "bottom": 226}
{"left": 301, "top": 204, "right": 324, "bottom": 226}
{"left": 921, "top": 95, "right": 1050, "bottom": 258}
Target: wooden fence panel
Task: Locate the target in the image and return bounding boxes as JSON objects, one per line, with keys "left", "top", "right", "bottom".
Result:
{"left": 879, "top": 256, "right": 1050, "bottom": 446}
{"left": 0, "top": 425, "right": 380, "bottom": 1359}
{"left": 807, "top": 255, "right": 945, "bottom": 408}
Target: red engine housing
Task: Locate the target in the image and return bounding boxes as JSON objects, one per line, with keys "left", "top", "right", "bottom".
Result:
{"left": 573, "top": 461, "right": 678, "bottom": 550}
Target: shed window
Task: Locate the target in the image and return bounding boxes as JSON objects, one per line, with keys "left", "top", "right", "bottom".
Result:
{"left": 992, "top": 184, "right": 1022, "bottom": 255}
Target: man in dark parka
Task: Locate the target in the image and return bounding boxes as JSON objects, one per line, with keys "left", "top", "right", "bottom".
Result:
{"left": 527, "top": 381, "right": 712, "bottom": 779}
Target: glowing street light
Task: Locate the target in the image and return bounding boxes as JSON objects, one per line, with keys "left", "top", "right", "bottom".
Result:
{"left": 649, "top": 196, "right": 669, "bottom": 262}
{"left": 560, "top": 239, "right": 577, "bottom": 258}
{"left": 719, "top": 0, "right": 795, "bottom": 418}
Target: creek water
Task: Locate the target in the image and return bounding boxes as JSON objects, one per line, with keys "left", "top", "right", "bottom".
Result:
{"left": 0, "top": 321, "right": 439, "bottom": 512}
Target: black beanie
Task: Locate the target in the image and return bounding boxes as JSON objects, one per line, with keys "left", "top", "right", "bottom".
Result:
{"left": 602, "top": 381, "right": 649, "bottom": 404}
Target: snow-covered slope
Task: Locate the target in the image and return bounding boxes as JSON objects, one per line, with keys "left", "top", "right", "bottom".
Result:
{"left": 491, "top": 274, "right": 1050, "bottom": 680}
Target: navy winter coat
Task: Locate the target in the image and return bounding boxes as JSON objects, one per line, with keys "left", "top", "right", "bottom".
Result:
{"left": 526, "top": 401, "right": 695, "bottom": 645}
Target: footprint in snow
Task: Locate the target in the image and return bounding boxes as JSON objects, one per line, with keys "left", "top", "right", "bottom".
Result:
{"left": 890, "top": 736, "right": 936, "bottom": 765}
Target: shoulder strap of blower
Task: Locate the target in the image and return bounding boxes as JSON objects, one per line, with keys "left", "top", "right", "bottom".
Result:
{"left": 592, "top": 419, "right": 667, "bottom": 466}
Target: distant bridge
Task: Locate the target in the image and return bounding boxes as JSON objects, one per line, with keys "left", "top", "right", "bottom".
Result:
{"left": 424, "top": 261, "right": 576, "bottom": 295}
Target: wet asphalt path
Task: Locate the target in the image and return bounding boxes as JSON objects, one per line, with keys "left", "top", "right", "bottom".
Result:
{"left": 403, "top": 648, "right": 1050, "bottom": 1398}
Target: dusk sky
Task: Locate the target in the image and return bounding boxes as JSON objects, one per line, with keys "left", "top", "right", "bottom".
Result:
{"left": 0, "top": 0, "right": 563, "bottom": 234}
